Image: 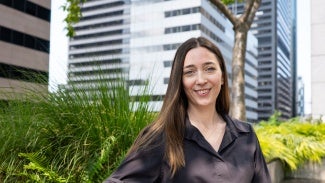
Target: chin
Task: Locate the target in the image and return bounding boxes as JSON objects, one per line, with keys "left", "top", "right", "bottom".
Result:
{"left": 195, "top": 102, "right": 215, "bottom": 108}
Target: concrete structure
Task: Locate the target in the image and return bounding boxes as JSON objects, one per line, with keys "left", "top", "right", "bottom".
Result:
{"left": 286, "top": 159, "right": 325, "bottom": 181}
{"left": 231, "top": 0, "right": 296, "bottom": 121}
{"left": 68, "top": 0, "right": 259, "bottom": 122}
{"left": 67, "top": 0, "right": 131, "bottom": 92}
{"left": 296, "top": 76, "right": 304, "bottom": 117}
{"left": 267, "top": 159, "right": 325, "bottom": 183}
{"left": 311, "top": 0, "right": 325, "bottom": 121}
{"left": 129, "top": 0, "right": 259, "bottom": 122}
{"left": 0, "top": 0, "right": 50, "bottom": 99}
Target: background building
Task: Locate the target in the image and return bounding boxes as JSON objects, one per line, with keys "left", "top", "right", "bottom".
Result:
{"left": 311, "top": 0, "right": 325, "bottom": 121}
{"left": 129, "top": 0, "right": 259, "bottom": 122}
{"left": 231, "top": 0, "right": 296, "bottom": 121}
{"left": 67, "top": 0, "right": 259, "bottom": 122}
{"left": 67, "top": 0, "right": 131, "bottom": 92}
{"left": 296, "top": 76, "right": 304, "bottom": 117}
{"left": 0, "top": 0, "right": 51, "bottom": 100}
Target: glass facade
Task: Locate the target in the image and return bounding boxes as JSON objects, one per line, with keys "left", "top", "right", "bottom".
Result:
{"left": 231, "top": 0, "right": 296, "bottom": 120}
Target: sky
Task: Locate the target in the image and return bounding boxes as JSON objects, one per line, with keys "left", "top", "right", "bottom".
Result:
{"left": 296, "top": 0, "right": 311, "bottom": 114}
{"left": 49, "top": 0, "right": 312, "bottom": 114}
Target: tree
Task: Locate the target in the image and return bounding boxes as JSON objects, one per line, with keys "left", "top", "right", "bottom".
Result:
{"left": 63, "top": 0, "right": 261, "bottom": 121}
{"left": 209, "top": 0, "right": 261, "bottom": 121}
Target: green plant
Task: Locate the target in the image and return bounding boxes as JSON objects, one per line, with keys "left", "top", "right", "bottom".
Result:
{"left": 2, "top": 70, "right": 325, "bottom": 182}
{"left": 18, "top": 152, "right": 68, "bottom": 183}
{"left": 255, "top": 113, "right": 325, "bottom": 171}
{"left": 0, "top": 71, "right": 155, "bottom": 182}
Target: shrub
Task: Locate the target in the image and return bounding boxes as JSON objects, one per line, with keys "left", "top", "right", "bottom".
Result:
{"left": 255, "top": 112, "right": 325, "bottom": 171}
{"left": 0, "top": 74, "right": 155, "bottom": 182}
{"left": 1, "top": 73, "right": 325, "bottom": 182}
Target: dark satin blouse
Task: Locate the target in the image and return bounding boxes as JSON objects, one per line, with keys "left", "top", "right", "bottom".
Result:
{"left": 104, "top": 114, "right": 271, "bottom": 183}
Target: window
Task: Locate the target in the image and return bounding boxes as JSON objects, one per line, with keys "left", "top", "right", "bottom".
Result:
{"left": 0, "top": 63, "right": 48, "bottom": 84}
{"left": 163, "top": 61, "right": 172, "bottom": 67}
{"left": 0, "top": 26, "right": 49, "bottom": 53}
{"left": 164, "top": 78, "right": 169, "bottom": 84}
{"left": 0, "top": 27, "right": 11, "bottom": 42}
{"left": 12, "top": 31, "right": 23, "bottom": 45}
{"left": 25, "top": 35, "right": 35, "bottom": 49}
{"left": 12, "top": 0, "right": 25, "bottom": 11}
{"left": 0, "top": 0, "right": 50, "bottom": 21}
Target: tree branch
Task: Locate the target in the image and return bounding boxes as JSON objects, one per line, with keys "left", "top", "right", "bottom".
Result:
{"left": 241, "top": 0, "right": 254, "bottom": 22}
{"left": 209, "top": 0, "right": 238, "bottom": 26}
{"left": 246, "top": 0, "right": 261, "bottom": 26}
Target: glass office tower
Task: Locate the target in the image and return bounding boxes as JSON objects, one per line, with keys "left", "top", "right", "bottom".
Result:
{"left": 231, "top": 0, "right": 296, "bottom": 120}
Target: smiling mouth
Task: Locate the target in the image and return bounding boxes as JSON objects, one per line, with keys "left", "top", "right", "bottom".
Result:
{"left": 195, "top": 89, "right": 210, "bottom": 95}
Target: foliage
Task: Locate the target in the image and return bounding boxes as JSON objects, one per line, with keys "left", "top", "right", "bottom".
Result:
{"left": 0, "top": 73, "right": 155, "bottom": 182}
{"left": 18, "top": 152, "right": 68, "bottom": 182}
{"left": 62, "top": 0, "right": 87, "bottom": 37}
{"left": 221, "top": 0, "right": 244, "bottom": 5}
{"left": 254, "top": 112, "right": 325, "bottom": 171}
{"left": 1, "top": 73, "right": 324, "bottom": 181}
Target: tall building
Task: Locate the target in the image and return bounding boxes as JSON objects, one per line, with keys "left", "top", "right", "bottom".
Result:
{"left": 68, "top": 0, "right": 259, "bottom": 122}
{"left": 129, "top": 0, "right": 259, "bottom": 122}
{"left": 296, "top": 76, "right": 304, "bottom": 117}
{"left": 67, "top": 0, "right": 131, "bottom": 92}
{"left": 0, "top": 1, "right": 51, "bottom": 99}
{"left": 311, "top": 0, "right": 325, "bottom": 121}
{"left": 291, "top": 0, "right": 297, "bottom": 117}
{"left": 231, "top": 0, "right": 296, "bottom": 121}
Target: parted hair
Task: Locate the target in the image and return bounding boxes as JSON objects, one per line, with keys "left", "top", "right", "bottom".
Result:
{"left": 127, "top": 36, "right": 230, "bottom": 176}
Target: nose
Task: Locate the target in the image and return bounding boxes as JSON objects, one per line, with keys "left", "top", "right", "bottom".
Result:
{"left": 196, "top": 71, "right": 207, "bottom": 85}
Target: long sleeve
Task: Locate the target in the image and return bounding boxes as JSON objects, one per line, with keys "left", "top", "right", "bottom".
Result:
{"left": 252, "top": 131, "right": 271, "bottom": 183}
{"left": 103, "top": 143, "right": 164, "bottom": 183}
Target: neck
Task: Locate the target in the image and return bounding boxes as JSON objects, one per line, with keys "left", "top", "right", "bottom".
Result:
{"left": 187, "top": 105, "right": 221, "bottom": 127}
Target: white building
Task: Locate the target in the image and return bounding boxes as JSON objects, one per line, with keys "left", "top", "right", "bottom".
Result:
{"left": 129, "top": 0, "right": 258, "bottom": 122}
{"left": 67, "top": 0, "right": 259, "bottom": 122}
{"left": 311, "top": 0, "right": 325, "bottom": 121}
{"left": 67, "top": 0, "right": 131, "bottom": 91}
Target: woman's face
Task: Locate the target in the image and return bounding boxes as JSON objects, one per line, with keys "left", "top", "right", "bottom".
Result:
{"left": 182, "top": 47, "right": 223, "bottom": 109}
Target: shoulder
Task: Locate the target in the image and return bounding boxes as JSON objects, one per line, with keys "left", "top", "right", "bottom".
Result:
{"left": 133, "top": 125, "right": 165, "bottom": 154}
{"left": 232, "top": 118, "right": 254, "bottom": 132}
{"left": 224, "top": 114, "right": 253, "bottom": 133}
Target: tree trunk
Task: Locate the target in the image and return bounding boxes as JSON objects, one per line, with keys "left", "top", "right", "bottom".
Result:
{"left": 230, "top": 23, "right": 249, "bottom": 121}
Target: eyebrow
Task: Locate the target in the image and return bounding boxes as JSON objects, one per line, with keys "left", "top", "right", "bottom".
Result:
{"left": 183, "top": 61, "right": 217, "bottom": 69}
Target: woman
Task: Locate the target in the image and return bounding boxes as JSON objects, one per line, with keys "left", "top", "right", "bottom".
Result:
{"left": 104, "top": 37, "right": 271, "bottom": 183}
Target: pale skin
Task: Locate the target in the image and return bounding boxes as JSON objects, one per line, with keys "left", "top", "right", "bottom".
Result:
{"left": 182, "top": 47, "right": 226, "bottom": 152}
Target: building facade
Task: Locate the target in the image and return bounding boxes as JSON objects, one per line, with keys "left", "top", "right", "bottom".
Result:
{"left": 0, "top": 0, "right": 51, "bottom": 99}
{"left": 296, "top": 76, "right": 304, "bottom": 117}
{"left": 68, "top": 0, "right": 259, "bottom": 122}
{"left": 67, "top": 0, "right": 131, "bottom": 92}
{"left": 129, "top": 0, "right": 259, "bottom": 122}
{"left": 311, "top": 0, "right": 325, "bottom": 121}
{"left": 231, "top": 0, "right": 296, "bottom": 121}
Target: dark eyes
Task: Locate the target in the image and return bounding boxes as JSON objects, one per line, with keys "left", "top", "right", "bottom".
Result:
{"left": 183, "top": 67, "right": 216, "bottom": 76}
{"left": 206, "top": 67, "right": 216, "bottom": 72}
{"left": 183, "top": 70, "right": 195, "bottom": 76}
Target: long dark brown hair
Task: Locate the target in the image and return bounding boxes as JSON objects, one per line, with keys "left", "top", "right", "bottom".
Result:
{"left": 128, "top": 36, "right": 230, "bottom": 176}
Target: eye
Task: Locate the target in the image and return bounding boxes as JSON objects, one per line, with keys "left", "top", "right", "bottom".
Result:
{"left": 205, "top": 67, "right": 216, "bottom": 72}
{"left": 183, "top": 70, "right": 195, "bottom": 76}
